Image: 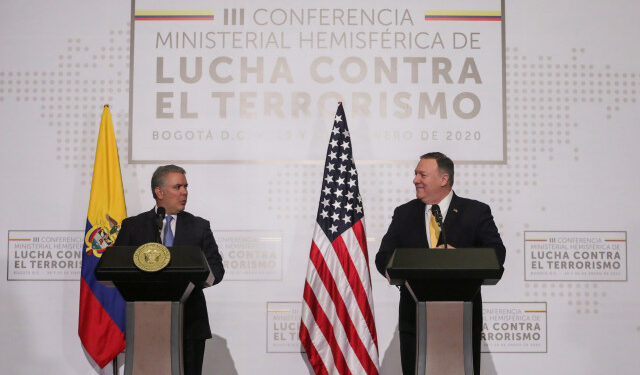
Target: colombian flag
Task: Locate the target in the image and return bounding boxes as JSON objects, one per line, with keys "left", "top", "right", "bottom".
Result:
{"left": 78, "top": 105, "right": 127, "bottom": 368}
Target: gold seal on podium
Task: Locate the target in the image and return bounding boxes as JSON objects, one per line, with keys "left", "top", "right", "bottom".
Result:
{"left": 133, "top": 242, "right": 171, "bottom": 272}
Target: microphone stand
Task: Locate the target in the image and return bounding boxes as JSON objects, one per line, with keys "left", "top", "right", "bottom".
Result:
{"left": 440, "top": 222, "right": 447, "bottom": 250}
{"left": 431, "top": 204, "right": 447, "bottom": 249}
{"left": 155, "top": 207, "right": 165, "bottom": 244}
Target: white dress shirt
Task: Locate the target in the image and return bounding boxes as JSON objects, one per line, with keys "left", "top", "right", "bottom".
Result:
{"left": 424, "top": 189, "right": 453, "bottom": 248}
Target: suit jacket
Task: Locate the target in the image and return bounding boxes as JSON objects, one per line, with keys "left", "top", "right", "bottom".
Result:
{"left": 375, "top": 193, "right": 506, "bottom": 333}
{"left": 113, "top": 208, "right": 225, "bottom": 340}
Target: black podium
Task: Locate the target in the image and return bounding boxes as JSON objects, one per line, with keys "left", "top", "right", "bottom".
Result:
{"left": 385, "top": 248, "right": 503, "bottom": 375}
{"left": 95, "top": 245, "right": 213, "bottom": 375}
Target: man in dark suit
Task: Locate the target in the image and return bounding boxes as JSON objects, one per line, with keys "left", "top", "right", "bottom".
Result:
{"left": 375, "top": 152, "right": 505, "bottom": 375}
{"left": 114, "top": 164, "right": 224, "bottom": 375}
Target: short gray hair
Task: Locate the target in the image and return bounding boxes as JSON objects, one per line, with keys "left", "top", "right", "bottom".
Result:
{"left": 151, "top": 165, "right": 186, "bottom": 199}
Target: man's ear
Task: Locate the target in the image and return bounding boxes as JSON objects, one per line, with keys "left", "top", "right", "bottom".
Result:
{"left": 441, "top": 173, "right": 450, "bottom": 187}
{"left": 154, "top": 186, "right": 164, "bottom": 200}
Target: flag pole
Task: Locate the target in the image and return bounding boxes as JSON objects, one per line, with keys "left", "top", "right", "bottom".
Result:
{"left": 299, "top": 102, "right": 380, "bottom": 375}
{"left": 78, "top": 103, "right": 127, "bottom": 370}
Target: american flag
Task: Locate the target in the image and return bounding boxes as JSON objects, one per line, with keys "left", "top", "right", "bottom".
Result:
{"left": 300, "top": 103, "right": 379, "bottom": 375}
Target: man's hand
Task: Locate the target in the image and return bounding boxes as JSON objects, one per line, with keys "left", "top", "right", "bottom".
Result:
{"left": 436, "top": 244, "right": 456, "bottom": 249}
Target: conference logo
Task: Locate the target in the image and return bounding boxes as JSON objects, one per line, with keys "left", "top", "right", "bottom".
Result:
{"left": 481, "top": 302, "right": 547, "bottom": 353}
{"left": 524, "top": 231, "right": 627, "bottom": 281}
{"left": 7, "top": 230, "right": 84, "bottom": 281}
{"left": 216, "top": 230, "right": 283, "bottom": 280}
{"left": 84, "top": 214, "right": 121, "bottom": 258}
{"left": 266, "top": 302, "right": 303, "bottom": 353}
{"left": 129, "top": 0, "right": 506, "bottom": 163}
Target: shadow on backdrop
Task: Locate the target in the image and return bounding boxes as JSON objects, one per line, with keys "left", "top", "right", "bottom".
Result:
{"left": 202, "top": 334, "right": 238, "bottom": 375}
{"left": 297, "top": 326, "right": 403, "bottom": 374}
{"left": 300, "top": 349, "right": 315, "bottom": 375}
{"left": 379, "top": 324, "right": 499, "bottom": 375}
{"left": 481, "top": 350, "right": 498, "bottom": 375}
{"left": 379, "top": 325, "right": 402, "bottom": 374}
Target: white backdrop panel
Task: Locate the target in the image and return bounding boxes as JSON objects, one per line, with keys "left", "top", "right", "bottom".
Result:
{"left": 0, "top": 1, "right": 639, "bottom": 374}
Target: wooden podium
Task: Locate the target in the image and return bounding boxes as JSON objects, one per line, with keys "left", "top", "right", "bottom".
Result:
{"left": 95, "top": 245, "right": 213, "bottom": 375}
{"left": 385, "top": 248, "right": 503, "bottom": 375}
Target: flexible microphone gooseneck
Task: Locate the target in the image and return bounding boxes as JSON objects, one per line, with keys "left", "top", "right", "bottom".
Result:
{"left": 431, "top": 204, "right": 447, "bottom": 249}
{"left": 155, "top": 206, "right": 166, "bottom": 244}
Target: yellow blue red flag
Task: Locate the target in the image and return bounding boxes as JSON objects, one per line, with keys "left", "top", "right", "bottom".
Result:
{"left": 78, "top": 105, "right": 127, "bottom": 368}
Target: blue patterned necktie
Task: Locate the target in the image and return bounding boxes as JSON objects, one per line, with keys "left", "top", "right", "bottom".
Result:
{"left": 163, "top": 215, "right": 174, "bottom": 247}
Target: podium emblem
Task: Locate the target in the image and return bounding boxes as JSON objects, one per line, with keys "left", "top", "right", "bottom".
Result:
{"left": 133, "top": 242, "right": 171, "bottom": 272}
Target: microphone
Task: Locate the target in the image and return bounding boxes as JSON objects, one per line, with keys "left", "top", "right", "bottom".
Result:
{"left": 155, "top": 207, "right": 166, "bottom": 243}
{"left": 431, "top": 204, "right": 447, "bottom": 249}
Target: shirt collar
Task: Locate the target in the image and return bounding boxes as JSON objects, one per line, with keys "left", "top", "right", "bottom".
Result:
{"left": 154, "top": 206, "right": 177, "bottom": 220}
{"left": 425, "top": 189, "right": 454, "bottom": 222}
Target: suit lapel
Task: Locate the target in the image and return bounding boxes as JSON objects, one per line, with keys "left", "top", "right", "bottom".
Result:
{"left": 173, "top": 211, "right": 188, "bottom": 246}
{"left": 144, "top": 208, "right": 159, "bottom": 243}
{"left": 416, "top": 200, "right": 428, "bottom": 247}
{"left": 442, "top": 193, "right": 461, "bottom": 244}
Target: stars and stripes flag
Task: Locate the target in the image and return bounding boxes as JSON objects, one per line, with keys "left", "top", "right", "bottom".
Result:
{"left": 300, "top": 103, "right": 380, "bottom": 375}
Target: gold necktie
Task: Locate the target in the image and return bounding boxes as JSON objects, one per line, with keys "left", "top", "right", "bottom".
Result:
{"left": 429, "top": 212, "right": 440, "bottom": 248}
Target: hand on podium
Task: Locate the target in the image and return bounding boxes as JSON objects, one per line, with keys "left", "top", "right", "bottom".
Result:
{"left": 435, "top": 244, "right": 456, "bottom": 249}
